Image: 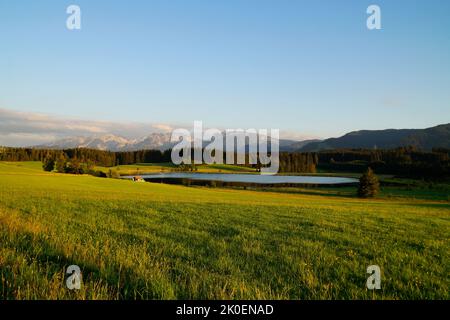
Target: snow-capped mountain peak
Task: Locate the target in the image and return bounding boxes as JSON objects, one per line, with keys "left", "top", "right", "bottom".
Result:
{"left": 35, "top": 133, "right": 173, "bottom": 151}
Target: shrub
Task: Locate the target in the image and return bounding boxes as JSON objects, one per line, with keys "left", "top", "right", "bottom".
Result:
{"left": 64, "top": 160, "right": 84, "bottom": 174}
{"left": 86, "top": 169, "right": 107, "bottom": 178}
{"left": 42, "top": 157, "right": 55, "bottom": 172}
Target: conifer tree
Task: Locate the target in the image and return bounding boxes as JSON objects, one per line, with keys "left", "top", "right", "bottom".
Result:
{"left": 358, "top": 167, "right": 380, "bottom": 198}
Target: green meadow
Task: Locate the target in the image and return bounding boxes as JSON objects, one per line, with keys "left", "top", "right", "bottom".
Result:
{"left": 94, "top": 162, "right": 257, "bottom": 176}
{"left": 0, "top": 161, "right": 448, "bottom": 300}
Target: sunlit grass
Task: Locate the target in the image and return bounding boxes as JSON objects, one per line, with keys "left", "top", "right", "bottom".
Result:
{"left": 0, "top": 162, "right": 448, "bottom": 300}
{"left": 94, "top": 162, "right": 256, "bottom": 176}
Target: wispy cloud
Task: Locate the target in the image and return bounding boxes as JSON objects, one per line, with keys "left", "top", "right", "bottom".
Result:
{"left": 152, "top": 124, "right": 174, "bottom": 132}
{"left": 0, "top": 108, "right": 315, "bottom": 147}
{"left": 279, "top": 130, "right": 321, "bottom": 141}
{"left": 380, "top": 95, "right": 405, "bottom": 109}
{"left": 0, "top": 108, "right": 177, "bottom": 147}
{"left": 0, "top": 133, "right": 58, "bottom": 147}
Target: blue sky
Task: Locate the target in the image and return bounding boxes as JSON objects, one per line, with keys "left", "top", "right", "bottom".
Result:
{"left": 0, "top": 0, "right": 449, "bottom": 141}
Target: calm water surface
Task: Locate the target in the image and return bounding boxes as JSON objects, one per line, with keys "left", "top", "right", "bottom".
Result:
{"left": 123, "top": 173, "right": 358, "bottom": 185}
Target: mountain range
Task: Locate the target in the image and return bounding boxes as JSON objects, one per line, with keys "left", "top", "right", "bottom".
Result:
{"left": 35, "top": 124, "right": 450, "bottom": 152}
{"left": 37, "top": 133, "right": 174, "bottom": 151}
{"left": 36, "top": 133, "right": 303, "bottom": 152}
{"left": 299, "top": 123, "right": 450, "bottom": 152}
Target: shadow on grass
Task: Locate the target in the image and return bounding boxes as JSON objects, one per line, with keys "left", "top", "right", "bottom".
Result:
{"left": 253, "top": 187, "right": 358, "bottom": 199}
{"left": 0, "top": 228, "right": 169, "bottom": 299}
{"left": 403, "top": 202, "right": 450, "bottom": 210}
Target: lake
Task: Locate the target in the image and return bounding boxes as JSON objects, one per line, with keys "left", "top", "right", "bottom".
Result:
{"left": 123, "top": 173, "right": 358, "bottom": 185}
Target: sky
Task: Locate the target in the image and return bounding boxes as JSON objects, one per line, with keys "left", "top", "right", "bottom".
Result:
{"left": 0, "top": 0, "right": 449, "bottom": 145}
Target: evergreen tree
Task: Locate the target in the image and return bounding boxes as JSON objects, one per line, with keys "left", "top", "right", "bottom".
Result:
{"left": 358, "top": 167, "right": 380, "bottom": 198}
{"left": 55, "top": 154, "right": 67, "bottom": 173}
{"left": 107, "top": 169, "right": 120, "bottom": 179}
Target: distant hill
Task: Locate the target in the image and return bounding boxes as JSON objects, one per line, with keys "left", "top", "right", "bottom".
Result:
{"left": 280, "top": 139, "right": 322, "bottom": 152}
{"left": 300, "top": 124, "right": 450, "bottom": 152}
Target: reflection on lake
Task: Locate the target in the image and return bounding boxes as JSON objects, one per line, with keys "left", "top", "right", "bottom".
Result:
{"left": 123, "top": 173, "right": 358, "bottom": 185}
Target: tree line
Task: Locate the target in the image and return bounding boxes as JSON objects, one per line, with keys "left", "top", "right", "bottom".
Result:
{"left": 0, "top": 147, "right": 171, "bottom": 167}
{"left": 316, "top": 147, "right": 450, "bottom": 178}
{"left": 0, "top": 147, "right": 318, "bottom": 173}
{"left": 1, "top": 146, "right": 448, "bottom": 178}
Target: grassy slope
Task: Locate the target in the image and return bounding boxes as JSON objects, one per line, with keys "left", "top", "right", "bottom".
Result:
{"left": 95, "top": 163, "right": 256, "bottom": 176}
{"left": 259, "top": 184, "right": 450, "bottom": 202}
{"left": 0, "top": 162, "right": 449, "bottom": 299}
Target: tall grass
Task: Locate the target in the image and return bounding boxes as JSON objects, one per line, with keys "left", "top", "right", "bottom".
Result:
{"left": 0, "top": 162, "right": 448, "bottom": 299}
